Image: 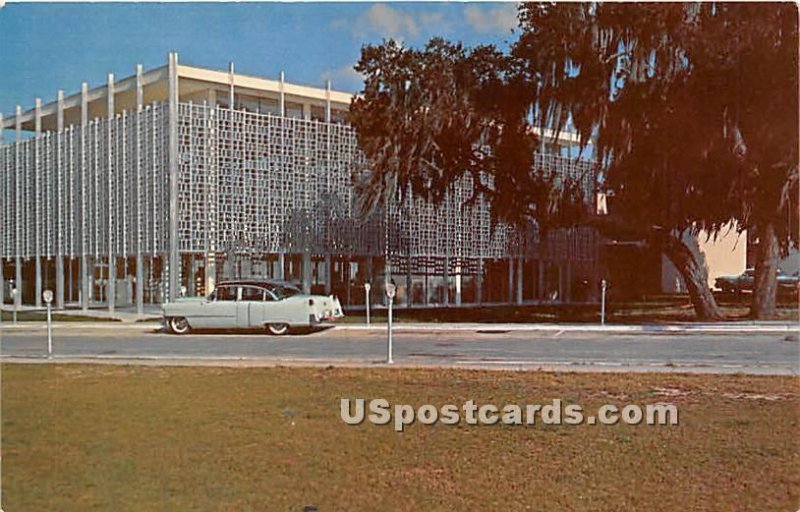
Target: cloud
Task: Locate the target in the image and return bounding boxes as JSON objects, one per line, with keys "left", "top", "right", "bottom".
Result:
{"left": 351, "top": 4, "right": 420, "bottom": 40}
{"left": 464, "top": 4, "right": 519, "bottom": 35}
{"left": 320, "top": 64, "right": 364, "bottom": 93}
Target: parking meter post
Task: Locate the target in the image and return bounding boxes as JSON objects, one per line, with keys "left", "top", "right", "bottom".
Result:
{"left": 43, "top": 290, "right": 54, "bottom": 358}
{"left": 364, "top": 283, "right": 371, "bottom": 325}
{"left": 11, "top": 288, "right": 18, "bottom": 326}
{"left": 387, "top": 298, "right": 393, "bottom": 364}
{"left": 385, "top": 283, "right": 396, "bottom": 364}
{"left": 600, "top": 280, "right": 607, "bottom": 326}
{"left": 47, "top": 303, "right": 53, "bottom": 358}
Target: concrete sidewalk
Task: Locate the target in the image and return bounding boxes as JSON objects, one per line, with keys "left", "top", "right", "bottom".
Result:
{"left": 1, "top": 319, "right": 796, "bottom": 334}
{"left": 1, "top": 303, "right": 161, "bottom": 323}
{"left": 3, "top": 304, "right": 797, "bottom": 333}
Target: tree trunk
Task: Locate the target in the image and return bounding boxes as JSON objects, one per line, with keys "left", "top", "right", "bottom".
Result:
{"left": 751, "top": 222, "right": 780, "bottom": 319}
{"left": 657, "top": 230, "right": 726, "bottom": 321}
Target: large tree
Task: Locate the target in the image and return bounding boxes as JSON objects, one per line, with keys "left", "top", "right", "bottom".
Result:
{"left": 350, "top": 3, "right": 798, "bottom": 320}
{"left": 351, "top": 39, "right": 588, "bottom": 241}
{"left": 513, "top": 2, "right": 798, "bottom": 318}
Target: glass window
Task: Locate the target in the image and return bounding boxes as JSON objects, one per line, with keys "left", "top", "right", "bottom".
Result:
{"left": 241, "top": 286, "right": 266, "bottom": 301}
{"left": 285, "top": 101, "right": 304, "bottom": 119}
{"left": 213, "top": 286, "right": 237, "bottom": 301}
{"left": 310, "top": 105, "right": 326, "bottom": 121}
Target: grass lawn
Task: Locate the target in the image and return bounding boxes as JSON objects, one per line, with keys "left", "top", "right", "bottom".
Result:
{"left": 2, "top": 364, "right": 798, "bottom": 511}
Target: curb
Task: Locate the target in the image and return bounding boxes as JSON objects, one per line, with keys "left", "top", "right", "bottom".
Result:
{"left": 2, "top": 321, "right": 796, "bottom": 334}
{"left": 334, "top": 323, "right": 799, "bottom": 334}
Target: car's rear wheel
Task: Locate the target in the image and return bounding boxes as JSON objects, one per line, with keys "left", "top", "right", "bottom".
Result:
{"left": 169, "top": 317, "right": 191, "bottom": 335}
{"left": 267, "top": 323, "right": 289, "bottom": 336}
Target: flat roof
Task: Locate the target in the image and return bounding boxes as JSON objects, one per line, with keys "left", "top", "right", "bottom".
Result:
{"left": 1, "top": 55, "right": 587, "bottom": 147}
{"left": 1, "top": 57, "right": 355, "bottom": 132}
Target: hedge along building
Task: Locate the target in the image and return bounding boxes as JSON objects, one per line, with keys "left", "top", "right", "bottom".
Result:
{"left": 0, "top": 53, "right": 599, "bottom": 313}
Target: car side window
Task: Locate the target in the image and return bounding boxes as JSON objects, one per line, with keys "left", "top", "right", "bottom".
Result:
{"left": 241, "top": 286, "right": 266, "bottom": 302}
{"left": 214, "top": 286, "right": 237, "bottom": 301}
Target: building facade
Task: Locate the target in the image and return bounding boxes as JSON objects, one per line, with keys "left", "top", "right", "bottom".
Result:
{"left": 0, "top": 53, "right": 599, "bottom": 312}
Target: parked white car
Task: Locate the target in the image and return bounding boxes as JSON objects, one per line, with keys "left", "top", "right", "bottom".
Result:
{"left": 162, "top": 279, "right": 344, "bottom": 335}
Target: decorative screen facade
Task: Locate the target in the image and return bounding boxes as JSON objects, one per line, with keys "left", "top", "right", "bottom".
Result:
{"left": 1, "top": 58, "right": 600, "bottom": 309}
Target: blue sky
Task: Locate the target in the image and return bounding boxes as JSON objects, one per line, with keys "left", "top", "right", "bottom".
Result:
{"left": 0, "top": 2, "right": 520, "bottom": 117}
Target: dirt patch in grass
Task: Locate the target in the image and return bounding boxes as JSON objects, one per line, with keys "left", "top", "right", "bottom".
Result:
{"left": 2, "top": 365, "right": 798, "bottom": 511}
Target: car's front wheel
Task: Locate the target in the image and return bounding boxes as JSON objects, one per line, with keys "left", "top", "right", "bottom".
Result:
{"left": 169, "top": 317, "right": 191, "bottom": 335}
{"left": 267, "top": 323, "right": 289, "bottom": 336}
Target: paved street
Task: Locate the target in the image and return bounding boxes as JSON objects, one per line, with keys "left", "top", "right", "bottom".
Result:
{"left": 1, "top": 323, "right": 798, "bottom": 374}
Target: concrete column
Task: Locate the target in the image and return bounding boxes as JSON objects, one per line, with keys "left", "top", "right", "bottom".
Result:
{"left": 15, "top": 258, "right": 22, "bottom": 309}
{"left": 167, "top": 52, "right": 180, "bottom": 302}
{"left": 516, "top": 258, "right": 524, "bottom": 305}
{"left": 325, "top": 80, "right": 332, "bottom": 123}
{"left": 15, "top": 107, "right": 22, "bottom": 307}
{"left": 90, "top": 257, "right": 96, "bottom": 303}
{"left": 228, "top": 62, "right": 235, "bottom": 109}
{"left": 135, "top": 64, "right": 144, "bottom": 313}
{"left": 80, "top": 82, "right": 90, "bottom": 311}
{"left": 107, "top": 73, "right": 116, "bottom": 313}
{"left": 202, "top": 97, "right": 217, "bottom": 300}
{"left": 324, "top": 253, "right": 332, "bottom": 295}
{"left": 34, "top": 98, "right": 42, "bottom": 308}
{"left": 68, "top": 258, "right": 73, "bottom": 303}
{"left": 55, "top": 90, "right": 65, "bottom": 309}
{"left": 279, "top": 71, "right": 285, "bottom": 116}
{"left": 126, "top": 274, "right": 133, "bottom": 307}
{"left": 301, "top": 252, "right": 312, "bottom": 294}
{"left": 302, "top": 103, "right": 311, "bottom": 121}
{"left": 14, "top": 105, "right": 22, "bottom": 307}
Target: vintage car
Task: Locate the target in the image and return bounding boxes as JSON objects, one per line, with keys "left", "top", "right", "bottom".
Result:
{"left": 162, "top": 279, "right": 344, "bottom": 335}
{"left": 714, "top": 269, "right": 755, "bottom": 294}
{"left": 715, "top": 268, "right": 800, "bottom": 296}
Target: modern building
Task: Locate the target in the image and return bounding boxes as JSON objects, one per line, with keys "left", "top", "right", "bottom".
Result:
{"left": 0, "top": 53, "right": 599, "bottom": 313}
